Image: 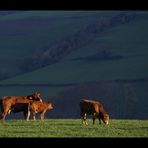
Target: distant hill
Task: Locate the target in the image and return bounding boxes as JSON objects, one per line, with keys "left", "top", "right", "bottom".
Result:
{"left": 0, "top": 11, "right": 137, "bottom": 80}
{"left": 0, "top": 11, "right": 114, "bottom": 80}
{"left": 0, "top": 11, "right": 148, "bottom": 119}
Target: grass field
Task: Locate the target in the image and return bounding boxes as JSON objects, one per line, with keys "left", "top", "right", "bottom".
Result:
{"left": 0, "top": 119, "right": 148, "bottom": 137}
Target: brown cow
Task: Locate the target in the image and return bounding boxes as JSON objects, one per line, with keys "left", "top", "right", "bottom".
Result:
{"left": 80, "top": 99, "right": 109, "bottom": 125}
{"left": 26, "top": 100, "right": 53, "bottom": 121}
{"left": 10, "top": 103, "right": 30, "bottom": 119}
{"left": 0, "top": 91, "right": 42, "bottom": 120}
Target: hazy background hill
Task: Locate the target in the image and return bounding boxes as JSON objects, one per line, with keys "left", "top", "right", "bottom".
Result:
{"left": 0, "top": 11, "right": 148, "bottom": 119}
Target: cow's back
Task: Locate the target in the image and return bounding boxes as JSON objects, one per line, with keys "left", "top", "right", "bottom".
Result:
{"left": 80, "top": 99, "right": 101, "bottom": 115}
{"left": 30, "top": 101, "right": 53, "bottom": 113}
{"left": 2, "top": 96, "right": 33, "bottom": 105}
{"left": 30, "top": 101, "right": 43, "bottom": 112}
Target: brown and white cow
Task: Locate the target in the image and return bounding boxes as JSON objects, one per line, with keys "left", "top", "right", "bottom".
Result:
{"left": 80, "top": 99, "right": 109, "bottom": 125}
{"left": 27, "top": 100, "right": 53, "bottom": 121}
{"left": 0, "top": 91, "right": 42, "bottom": 120}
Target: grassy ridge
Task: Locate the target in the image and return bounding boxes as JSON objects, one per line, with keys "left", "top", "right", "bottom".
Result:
{"left": 0, "top": 119, "right": 148, "bottom": 137}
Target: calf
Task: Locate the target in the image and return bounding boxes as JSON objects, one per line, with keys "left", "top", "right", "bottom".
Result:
{"left": 27, "top": 100, "right": 53, "bottom": 121}
{"left": 80, "top": 99, "right": 109, "bottom": 125}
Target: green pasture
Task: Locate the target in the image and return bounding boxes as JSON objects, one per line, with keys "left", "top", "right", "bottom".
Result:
{"left": 0, "top": 119, "right": 148, "bottom": 137}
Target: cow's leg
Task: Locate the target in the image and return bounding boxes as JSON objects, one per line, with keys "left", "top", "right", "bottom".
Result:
{"left": 0, "top": 108, "right": 5, "bottom": 120}
{"left": 80, "top": 112, "right": 86, "bottom": 125}
{"left": 26, "top": 111, "right": 30, "bottom": 121}
{"left": 93, "top": 113, "right": 96, "bottom": 125}
{"left": 26, "top": 103, "right": 31, "bottom": 121}
{"left": 80, "top": 112, "right": 85, "bottom": 125}
{"left": 1, "top": 112, "right": 7, "bottom": 120}
{"left": 24, "top": 111, "right": 27, "bottom": 120}
{"left": 81, "top": 114, "right": 85, "bottom": 125}
{"left": 0, "top": 107, "right": 2, "bottom": 119}
{"left": 32, "top": 112, "right": 36, "bottom": 121}
{"left": 0, "top": 112, "right": 5, "bottom": 120}
{"left": 98, "top": 117, "right": 101, "bottom": 124}
{"left": 8, "top": 110, "right": 11, "bottom": 114}
{"left": 1, "top": 107, "right": 10, "bottom": 120}
{"left": 40, "top": 113, "right": 44, "bottom": 121}
{"left": 84, "top": 113, "right": 88, "bottom": 125}
{"left": 82, "top": 118, "right": 85, "bottom": 125}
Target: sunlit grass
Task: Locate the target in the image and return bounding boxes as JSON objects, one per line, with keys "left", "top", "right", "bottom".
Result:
{"left": 0, "top": 119, "right": 148, "bottom": 137}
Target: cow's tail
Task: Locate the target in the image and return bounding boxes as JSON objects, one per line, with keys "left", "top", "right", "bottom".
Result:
{"left": 0, "top": 99, "right": 5, "bottom": 119}
{"left": 0, "top": 99, "right": 2, "bottom": 110}
{"left": 0, "top": 99, "right": 3, "bottom": 119}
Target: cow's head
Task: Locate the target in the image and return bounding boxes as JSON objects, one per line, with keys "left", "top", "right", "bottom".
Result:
{"left": 46, "top": 101, "right": 53, "bottom": 110}
{"left": 102, "top": 113, "right": 109, "bottom": 125}
{"left": 32, "top": 91, "right": 42, "bottom": 102}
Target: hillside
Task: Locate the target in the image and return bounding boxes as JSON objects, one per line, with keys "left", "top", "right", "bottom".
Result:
{"left": 0, "top": 11, "right": 148, "bottom": 119}
{"left": 0, "top": 11, "right": 137, "bottom": 79}
{"left": 0, "top": 11, "right": 111, "bottom": 79}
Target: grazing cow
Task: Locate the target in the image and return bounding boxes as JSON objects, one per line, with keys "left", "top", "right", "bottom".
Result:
{"left": 0, "top": 91, "right": 42, "bottom": 120}
{"left": 80, "top": 99, "right": 109, "bottom": 125}
{"left": 27, "top": 100, "right": 53, "bottom": 121}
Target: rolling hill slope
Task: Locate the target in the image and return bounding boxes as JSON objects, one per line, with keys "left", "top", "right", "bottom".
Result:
{"left": 0, "top": 11, "right": 148, "bottom": 119}
{"left": 0, "top": 11, "right": 113, "bottom": 79}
